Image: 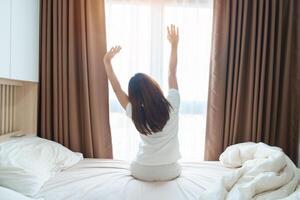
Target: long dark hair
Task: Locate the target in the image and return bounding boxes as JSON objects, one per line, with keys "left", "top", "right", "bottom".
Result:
{"left": 128, "top": 73, "right": 172, "bottom": 135}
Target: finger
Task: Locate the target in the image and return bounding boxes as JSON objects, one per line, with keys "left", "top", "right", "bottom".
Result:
{"left": 109, "top": 47, "right": 114, "bottom": 53}
{"left": 167, "top": 26, "right": 170, "bottom": 35}
{"left": 116, "top": 46, "right": 121, "bottom": 53}
{"left": 106, "top": 49, "right": 113, "bottom": 57}
{"left": 172, "top": 24, "right": 175, "bottom": 34}
{"left": 112, "top": 46, "right": 121, "bottom": 56}
{"left": 111, "top": 47, "right": 118, "bottom": 55}
{"left": 112, "top": 46, "right": 118, "bottom": 54}
{"left": 112, "top": 48, "right": 117, "bottom": 55}
{"left": 108, "top": 47, "right": 115, "bottom": 57}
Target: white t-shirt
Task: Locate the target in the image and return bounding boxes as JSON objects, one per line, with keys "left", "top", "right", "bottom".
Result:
{"left": 126, "top": 89, "right": 181, "bottom": 166}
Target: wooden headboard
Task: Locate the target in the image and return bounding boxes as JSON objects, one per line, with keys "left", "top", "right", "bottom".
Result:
{"left": 0, "top": 78, "right": 38, "bottom": 140}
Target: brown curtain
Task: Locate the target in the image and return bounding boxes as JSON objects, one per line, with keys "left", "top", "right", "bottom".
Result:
{"left": 205, "top": 0, "right": 300, "bottom": 163}
{"left": 38, "top": 0, "right": 113, "bottom": 158}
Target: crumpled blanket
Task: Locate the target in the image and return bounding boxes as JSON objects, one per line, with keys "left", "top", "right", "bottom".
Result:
{"left": 199, "top": 142, "right": 300, "bottom": 200}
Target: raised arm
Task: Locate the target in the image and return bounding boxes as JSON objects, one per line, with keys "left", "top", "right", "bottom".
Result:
{"left": 167, "top": 24, "right": 179, "bottom": 90}
{"left": 103, "top": 46, "right": 129, "bottom": 109}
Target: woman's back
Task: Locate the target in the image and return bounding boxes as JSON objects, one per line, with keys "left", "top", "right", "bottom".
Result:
{"left": 126, "top": 89, "right": 181, "bottom": 166}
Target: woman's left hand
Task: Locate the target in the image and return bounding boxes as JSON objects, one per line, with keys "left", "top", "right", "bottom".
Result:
{"left": 103, "top": 46, "right": 122, "bottom": 65}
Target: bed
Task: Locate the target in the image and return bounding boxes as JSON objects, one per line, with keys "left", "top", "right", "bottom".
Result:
{"left": 2, "top": 136, "right": 300, "bottom": 200}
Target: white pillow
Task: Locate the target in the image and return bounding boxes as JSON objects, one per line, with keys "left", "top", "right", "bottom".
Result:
{"left": 0, "top": 186, "right": 39, "bottom": 200}
{"left": 0, "top": 136, "right": 83, "bottom": 196}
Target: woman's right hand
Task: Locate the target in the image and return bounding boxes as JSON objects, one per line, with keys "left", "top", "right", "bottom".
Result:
{"left": 103, "top": 46, "right": 122, "bottom": 65}
{"left": 167, "top": 24, "right": 179, "bottom": 47}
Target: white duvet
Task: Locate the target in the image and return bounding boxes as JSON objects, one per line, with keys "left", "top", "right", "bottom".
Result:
{"left": 200, "top": 142, "right": 300, "bottom": 200}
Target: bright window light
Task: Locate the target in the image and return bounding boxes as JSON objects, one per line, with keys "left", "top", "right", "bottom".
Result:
{"left": 105, "top": 0, "right": 213, "bottom": 162}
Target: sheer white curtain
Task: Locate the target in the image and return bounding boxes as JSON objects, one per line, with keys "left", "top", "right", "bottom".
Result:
{"left": 105, "top": 0, "right": 213, "bottom": 161}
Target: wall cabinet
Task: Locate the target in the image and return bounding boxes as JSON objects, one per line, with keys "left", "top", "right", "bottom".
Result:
{"left": 0, "top": 0, "right": 39, "bottom": 82}
{"left": 0, "top": 0, "right": 11, "bottom": 78}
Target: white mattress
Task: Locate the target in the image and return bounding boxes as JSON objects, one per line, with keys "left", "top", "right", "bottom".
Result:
{"left": 35, "top": 159, "right": 233, "bottom": 200}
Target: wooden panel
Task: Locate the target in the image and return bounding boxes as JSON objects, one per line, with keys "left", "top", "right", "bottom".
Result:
{"left": 16, "top": 82, "right": 38, "bottom": 134}
{"left": 0, "top": 0, "right": 11, "bottom": 79}
{"left": 10, "top": 0, "right": 40, "bottom": 82}
{"left": 0, "top": 78, "right": 38, "bottom": 138}
{"left": 0, "top": 84, "right": 18, "bottom": 135}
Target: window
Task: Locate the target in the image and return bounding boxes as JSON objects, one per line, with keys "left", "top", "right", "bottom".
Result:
{"left": 105, "top": 0, "right": 213, "bottom": 161}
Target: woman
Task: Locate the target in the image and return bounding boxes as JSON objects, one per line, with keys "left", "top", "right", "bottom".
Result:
{"left": 103, "top": 25, "right": 181, "bottom": 181}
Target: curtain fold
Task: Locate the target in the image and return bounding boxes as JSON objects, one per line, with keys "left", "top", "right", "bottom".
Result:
{"left": 38, "top": 0, "right": 112, "bottom": 158}
{"left": 205, "top": 0, "right": 300, "bottom": 163}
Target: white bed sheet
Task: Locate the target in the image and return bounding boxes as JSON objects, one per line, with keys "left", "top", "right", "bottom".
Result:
{"left": 35, "top": 159, "right": 233, "bottom": 200}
